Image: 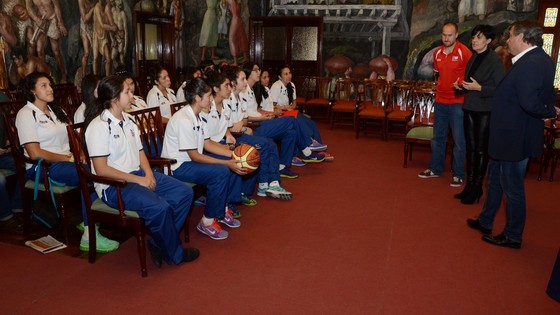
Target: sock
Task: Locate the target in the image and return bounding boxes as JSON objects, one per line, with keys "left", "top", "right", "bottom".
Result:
{"left": 202, "top": 216, "right": 214, "bottom": 226}
{"left": 302, "top": 148, "right": 312, "bottom": 156}
{"left": 82, "top": 226, "right": 89, "bottom": 240}
{"left": 269, "top": 181, "right": 280, "bottom": 187}
{"left": 259, "top": 183, "right": 268, "bottom": 190}
{"left": 279, "top": 164, "right": 286, "bottom": 171}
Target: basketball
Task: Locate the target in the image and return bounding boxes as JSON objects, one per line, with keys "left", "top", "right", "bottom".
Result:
{"left": 232, "top": 143, "right": 260, "bottom": 173}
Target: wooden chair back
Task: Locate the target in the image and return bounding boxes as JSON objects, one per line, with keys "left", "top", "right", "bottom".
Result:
{"left": 170, "top": 101, "right": 189, "bottom": 115}
{"left": 128, "top": 107, "right": 165, "bottom": 158}
{"left": 53, "top": 83, "right": 81, "bottom": 123}
{"left": 67, "top": 123, "right": 149, "bottom": 277}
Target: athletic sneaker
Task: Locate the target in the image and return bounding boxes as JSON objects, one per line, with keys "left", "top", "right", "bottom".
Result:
{"left": 218, "top": 209, "right": 241, "bottom": 228}
{"left": 241, "top": 194, "right": 257, "bottom": 206}
{"left": 318, "top": 151, "right": 334, "bottom": 162}
{"left": 228, "top": 203, "right": 242, "bottom": 219}
{"left": 197, "top": 219, "right": 229, "bottom": 240}
{"left": 309, "top": 139, "right": 327, "bottom": 151}
{"left": 79, "top": 228, "right": 120, "bottom": 253}
{"left": 450, "top": 176, "right": 464, "bottom": 187}
{"left": 279, "top": 168, "right": 299, "bottom": 179}
{"left": 264, "top": 185, "right": 292, "bottom": 200}
{"left": 291, "top": 156, "right": 306, "bottom": 167}
{"left": 194, "top": 195, "right": 207, "bottom": 206}
{"left": 418, "top": 169, "right": 439, "bottom": 178}
{"left": 301, "top": 152, "right": 325, "bottom": 163}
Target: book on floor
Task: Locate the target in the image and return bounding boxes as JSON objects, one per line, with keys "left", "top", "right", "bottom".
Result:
{"left": 25, "top": 235, "right": 67, "bottom": 254}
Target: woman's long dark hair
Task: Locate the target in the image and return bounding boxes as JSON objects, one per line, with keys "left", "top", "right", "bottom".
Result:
{"left": 206, "top": 72, "right": 227, "bottom": 96}
{"left": 81, "top": 74, "right": 101, "bottom": 110}
{"left": 83, "top": 75, "right": 127, "bottom": 131}
{"left": 184, "top": 77, "right": 211, "bottom": 105}
{"left": 254, "top": 70, "right": 270, "bottom": 108}
{"left": 23, "top": 72, "right": 70, "bottom": 124}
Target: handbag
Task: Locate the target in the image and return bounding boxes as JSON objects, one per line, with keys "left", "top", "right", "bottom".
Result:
{"left": 31, "top": 159, "right": 60, "bottom": 229}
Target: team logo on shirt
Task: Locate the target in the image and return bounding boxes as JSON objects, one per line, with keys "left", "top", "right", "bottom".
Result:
{"left": 113, "top": 134, "right": 120, "bottom": 138}
{"left": 452, "top": 56, "right": 459, "bottom": 61}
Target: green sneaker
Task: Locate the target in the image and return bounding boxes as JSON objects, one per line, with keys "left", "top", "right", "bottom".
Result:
{"left": 76, "top": 222, "right": 100, "bottom": 233}
{"left": 80, "top": 229, "right": 120, "bottom": 253}
{"left": 241, "top": 194, "right": 257, "bottom": 206}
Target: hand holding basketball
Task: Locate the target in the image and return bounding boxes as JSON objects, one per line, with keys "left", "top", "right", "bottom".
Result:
{"left": 231, "top": 143, "right": 260, "bottom": 174}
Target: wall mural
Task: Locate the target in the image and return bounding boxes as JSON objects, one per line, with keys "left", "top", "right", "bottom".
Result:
{"left": 0, "top": 0, "right": 540, "bottom": 89}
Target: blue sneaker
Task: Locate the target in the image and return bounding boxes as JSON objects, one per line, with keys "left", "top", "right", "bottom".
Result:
{"left": 264, "top": 185, "right": 292, "bottom": 200}
{"left": 241, "top": 194, "right": 257, "bottom": 206}
{"left": 291, "top": 156, "right": 306, "bottom": 167}
{"left": 309, "top": 139, "right": 327, "bottom": 151}
{"left": 301, "top": 152, "right": 325, "bottom": 163}
{"left": 194, "top": 195, "right": 207, "bottom": 206}
{"left": 197, "top": 219, "right": 229, "bottom": 240}
{"left": 279, "top": 168, "right": 299, "bottom": 179}
{"left": 218, "top": 209, "right": 241, "bottom": 228}
{"left": 228, "top": 203, "right": 242, "bottom": 219}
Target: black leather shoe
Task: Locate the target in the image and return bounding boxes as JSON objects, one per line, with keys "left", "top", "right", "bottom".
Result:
{"left": 147, "top": 241, "right": 163, "bottom": 268}
{"left": 482, "top": 233, "right": 521, "bottom": 249}
{"left": 182, "top": 247, "right": 200, "bottom": 263}
{"left": 466, "top": 218, "right": 492, "bottom": 235}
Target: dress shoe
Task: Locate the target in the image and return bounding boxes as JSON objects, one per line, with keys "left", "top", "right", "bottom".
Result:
{"left": 466, "top": 218, "right": 492, "bottom": 235}
{"left": 147, "top": 240, "right": 162, "bottom": 268}
{"left": 181, "top": 247, "right": 200, "bottom": 263}
{"left": 482, "top": 233, "right": 521, "bottom": 249}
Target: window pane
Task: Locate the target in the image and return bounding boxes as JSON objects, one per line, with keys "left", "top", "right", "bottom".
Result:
{"left": 292, "top": 27, "right": 318, "bottom": 61}
{"left": 545, "top": 8, "right": 558, "bottom": 27}
{"left": 543, "top": 34, "right": 554, "bottom": 56}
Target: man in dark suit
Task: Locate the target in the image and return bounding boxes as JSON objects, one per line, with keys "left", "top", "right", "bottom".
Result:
{"left": 467, "top": 20, "right": 559, "bottom": 248}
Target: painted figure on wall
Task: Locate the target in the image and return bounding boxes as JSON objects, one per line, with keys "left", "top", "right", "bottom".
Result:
{"left": 8, "top": 45, "right": 50, "bottom": 86}
{"left": 226, "top": 0, "right": 248, "bottom": 66}
{"left": 78, "top": 0, "right": 95, "bottom": 77}
{"left": 0, "top": 4, "right": 17, "bottom": 88}
{"left": 199, "top": 0, "right": 219, "bottom": 62}
{"left": 109, "top": 0, "right": 127, "bottom": 70}
{"left": 508, "top": 0, "right": 537, "bottom": 12}
{"left": 10, "top": 4, "right": 36, "bottom": 59}
{"left": 170, "top": 0, "right": 185, "bottom": 69}
{"left": 25, "top": 0, "right": 68, "bottom": 83}
{"left": 458, "top": 0, "right": 487, "bottom": 22}
{"left": 218, "top": 0, "right": 228, "bottom": 40}
{"left": 92, "top": 0, "right": 117, "bottom": 76}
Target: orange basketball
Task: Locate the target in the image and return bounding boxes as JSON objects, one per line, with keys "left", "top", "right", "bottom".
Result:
{"left": 232, "top": 143, "right": 260, "bottom": 173}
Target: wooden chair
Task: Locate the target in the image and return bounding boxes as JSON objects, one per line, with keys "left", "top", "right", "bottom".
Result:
{"left": 300, "top": 76, "right": 333, "bottom": 120}
{"left": 66, "top": 123, "right": 150, "bottom": 277}
{"left": 355, "top": 79, "right": 389, "bottom": 139}
{"left": 403, "top": 83, "right": 436, "bottom": 168}
{"left": 329, "top": 77, "right": 362, "bottom": 130}
{"left": 3, "top": 109, "right": 80, "bottom": 243}
{"left": 539, "top": 117, "right": 560, "bottom": 181}
{"left": 385, "top": 80, "right": 416, "bottom": 140}
{"left": 53, "top": 83, "right": 81, "bottom": 123}
{"left": 128, "top": 106, "right": 203, "bottom": 242}
{"left": 170, "top": 101, "right": 189, "bottom": 115}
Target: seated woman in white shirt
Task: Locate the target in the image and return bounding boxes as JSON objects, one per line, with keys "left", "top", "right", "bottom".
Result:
{"left": 16, "top": 72, "right": 118, "bottom": 253}
{"left": 123, "top": 73, "right": 148, "bottom": 112}
{"left": 74, "top": 74, "right": 100, "bottom": 123}
{"left": 176, "top": 68, "right": 203, "bottom": 103}
{"left": 83, "top": 75, "right": 199, "bottom": 267}
{"left": 146, "top": 67, "right": 176, "bottom": 123}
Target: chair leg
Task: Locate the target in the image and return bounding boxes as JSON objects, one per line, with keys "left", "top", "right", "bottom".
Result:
{"left": 403, "top": 142, "right": 409, "bottom": 168}
{"left": 57, "top": 202, "right": 69, "bottom": 245}
{"left": 184, "top": 206, "right": 193, "bottom": 243}
{"left": 88, "top": 221, "right": 97, "bottom": 264}
{"left": 551, "top": 155, "right": 558, "bottom": 182}
{"left": 136, "top": 232, "right": 148, "bottom": 277}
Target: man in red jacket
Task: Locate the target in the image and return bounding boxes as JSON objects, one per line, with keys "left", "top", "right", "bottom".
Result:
{"left": 418, "top": 22, "right": 472, "bottom": 187}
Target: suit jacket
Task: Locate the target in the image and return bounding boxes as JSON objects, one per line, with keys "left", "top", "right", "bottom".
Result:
{"left": 462, "top": 49, "right": 504, "bottom": 112}
{"left": 489, "top": 47, "right": 558, "bottom": 161}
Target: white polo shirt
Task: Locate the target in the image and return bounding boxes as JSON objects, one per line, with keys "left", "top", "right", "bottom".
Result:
{"left": 85, "top": 110, "right": 142, "bottom": 197}
{"left": 74, "top": 102, "right": 86, "bottom": 123}
{"left": 206, "top": 99, "right": 233, "bottom": 142}
{"left": 229, "top": 92, "right": 248, "bottom": 124}
{"left": 240, "top": 85, "right": 261, "bottom": 117}
{"left": 15, "top": 102, "right": 70, "bottom": 170}
{"left": 161, "top": 105, "right": 208, "bottom": 171}
{"left": 127, "top": 95, "right": 148, "bottom": 112}
{"left": 259, "top": 86, "right": 274, "bottom": 112}
{"left": 270, "top": 80, "right": 296, "bottom": 106}
{"left": 146, "top": 86, "right": 177, "bottom": 119}
{"left": 176, "top": 81, "right": 186, "bottom": 103}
